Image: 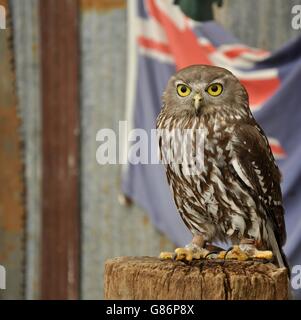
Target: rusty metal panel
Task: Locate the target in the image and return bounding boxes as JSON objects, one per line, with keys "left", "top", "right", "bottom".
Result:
{"left": 0, "top": 0, "right": 25, "bottom": 300}
{"left": 80, "top": 3, "right": 174, "bottom": 299}
{"left": 81, "top": 0, "right": 125, "bottom": 11}
{"left": 215, "top": 0, "right": 300, "bottom": 50}
{"left": 40, "top": 0, "right": 80, "bottom": 300}
{"left": 11, "top": 0, "right": 41, "bottom": 300}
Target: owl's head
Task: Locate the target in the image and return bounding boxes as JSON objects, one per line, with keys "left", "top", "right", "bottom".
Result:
{"left": 162, "top": 65, "right": 249, "bottom": 119}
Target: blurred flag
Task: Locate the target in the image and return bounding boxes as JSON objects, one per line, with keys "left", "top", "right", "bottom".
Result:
{"left": 122, "top": 0, "right": 301, "bottom": 269}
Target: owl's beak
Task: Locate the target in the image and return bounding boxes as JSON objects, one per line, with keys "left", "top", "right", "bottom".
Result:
{"left": 193, "top": 93, "right": 203, "bottom": 114}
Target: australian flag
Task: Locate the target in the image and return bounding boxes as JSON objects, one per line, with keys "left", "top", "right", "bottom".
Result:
{"left": 122, "top": 0, "right": 301, "bottom": 294}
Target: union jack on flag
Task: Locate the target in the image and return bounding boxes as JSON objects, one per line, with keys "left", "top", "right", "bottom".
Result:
{"left": 122, "top": 0, "right": 301, "bottom": 292}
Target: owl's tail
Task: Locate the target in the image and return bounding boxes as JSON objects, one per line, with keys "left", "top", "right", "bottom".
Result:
{"left": 266, "top": 221, "right": 290, "bottom": 275}
{"left": 267, "top": 222, "right": 293, "bottom": 299}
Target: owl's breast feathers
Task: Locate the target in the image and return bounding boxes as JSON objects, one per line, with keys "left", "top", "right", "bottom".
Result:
{"left": 157, "top": 110, "right": 286, "bottom": 248}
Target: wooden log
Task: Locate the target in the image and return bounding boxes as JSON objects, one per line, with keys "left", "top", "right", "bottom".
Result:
{"left": 104, "top": 256, "right": 289, "bottom": 300}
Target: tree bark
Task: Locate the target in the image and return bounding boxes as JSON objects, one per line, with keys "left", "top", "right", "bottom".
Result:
{"left": 104, "top": 256, "right": 289, "bottom": 300}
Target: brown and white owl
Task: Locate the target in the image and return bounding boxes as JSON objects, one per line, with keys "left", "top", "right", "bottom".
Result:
{"left": 157, "top": 65, "right": 288, "bottom": 268}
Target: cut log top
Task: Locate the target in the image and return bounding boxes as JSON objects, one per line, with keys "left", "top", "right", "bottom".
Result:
{"left": 104, "top": 256, "right": 289, "bottom": 300}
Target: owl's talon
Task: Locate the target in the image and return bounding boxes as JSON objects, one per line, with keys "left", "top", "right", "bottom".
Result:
{"left": 204, "top": 251, "right": 220, "bottom": 259}
{"left": 174, "top": 247, "right": 209, "bottom": 261}
{"left": 251, "top": 249, "right": 273, "bottom": 260}
{"left": 222, "top": 245, "right": 274, "bottom": 261}
{"left": 159, "top": 251, "right": 175, "bottom": 260}
{"left": 224, "top": 245, "right": 249, "bottom": 261}
{"left": 217, "top": 251, "right": 227, "bottom": 259}
{"left": 159, "top": 247, "right": 210, "bottom": 261}
{"left": 175, "top": 248, "right": 194, "bottom": 261}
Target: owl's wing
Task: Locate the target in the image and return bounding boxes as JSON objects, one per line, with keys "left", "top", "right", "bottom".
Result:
{"left": 230, "top": 123, "right": 286, "bottom": 246}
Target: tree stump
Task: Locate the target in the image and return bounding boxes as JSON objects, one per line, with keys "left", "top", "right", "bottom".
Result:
{"left": 104, "top": 256, "right": 289, "bottom": 300}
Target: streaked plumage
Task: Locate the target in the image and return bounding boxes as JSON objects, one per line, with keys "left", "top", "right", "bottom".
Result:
{"left": 157, "top": 65, "right": 287, "bottom": 266}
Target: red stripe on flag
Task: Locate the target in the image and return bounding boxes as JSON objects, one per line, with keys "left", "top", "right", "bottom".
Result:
{"left": 270, "top": 143, "right": 286, "bottom": 157}
{"left": 138, "top": 36, "right": 172, "bottom": 55}
{"left": 240, "top": 77, "right": 280, "bottom": 107}
{"left": 147, "top": 0, "right": 214, "bottom": 69}
{"left": 223, "top": 47, "right": 268, "bottom": 59}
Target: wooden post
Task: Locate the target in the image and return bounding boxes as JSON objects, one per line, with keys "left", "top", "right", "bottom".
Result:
{"left": 104, "top": 257, "right": 289, "bottom": 300}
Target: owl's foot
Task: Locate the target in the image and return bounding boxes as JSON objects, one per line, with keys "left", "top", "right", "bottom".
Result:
{"left": 159, "top": 244, "right": 209, "bottom": 262}
{"left": 176, "top": 246, "right": 210, "bottom": 261}
{"left": 159, "top": 251, "right": 175, "bottom": 260}
{"left": 160, "top": 235, "right": 225, "bottom": 261}
{"left": 218, "top": 243, "right": 273, "bottom": 261}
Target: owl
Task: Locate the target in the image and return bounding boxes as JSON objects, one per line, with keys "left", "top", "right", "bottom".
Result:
{"left": 157, "top": 65, "right": 288, "bottom": 267}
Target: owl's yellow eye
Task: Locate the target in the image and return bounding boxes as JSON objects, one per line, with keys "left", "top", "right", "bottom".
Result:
{"left": 206, "top": 83, "right": 223, "bottom": 96}
{"left": 177, "top": 84, "right": 191, "bottom": 97}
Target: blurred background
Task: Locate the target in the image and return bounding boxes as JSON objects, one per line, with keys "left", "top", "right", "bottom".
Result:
{"left": 0, "top": 0, "right": 300, "bottom": 300}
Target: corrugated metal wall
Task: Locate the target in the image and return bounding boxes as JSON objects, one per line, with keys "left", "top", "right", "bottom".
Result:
{"left": 0, "top": 0, "right": 26, "bottom": 300}
{"left": 80, "top": 1, "right": 174, "bottom": 299}
{"left": 215, "top": 0, "right": 300, "bottom": 50}
{"left": 7, "top": 0, "right": 300, "bottom": 299}
{"left": 11, "top": 0, "right": 41, "bottom": 300}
